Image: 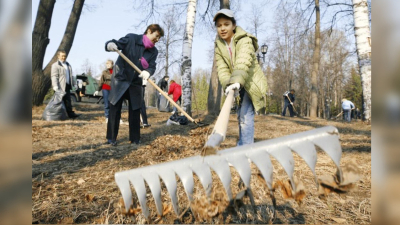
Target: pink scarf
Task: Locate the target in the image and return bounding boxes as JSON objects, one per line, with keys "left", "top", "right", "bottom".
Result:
{"left": 141, "top": 35, "right": 154, "bottom": 69}
{"left": 142, "top": 35, "right": 155, "bottom": 49}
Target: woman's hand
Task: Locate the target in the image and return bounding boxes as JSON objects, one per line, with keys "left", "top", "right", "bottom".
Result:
{"left": 107, "top": 42, "right": 118, "bottom": 51}
{"left": 139, "top": 70, "right": 150, "bottom": 80}
{"left": 225, "top": 83, "right": 240, "bottom": 96}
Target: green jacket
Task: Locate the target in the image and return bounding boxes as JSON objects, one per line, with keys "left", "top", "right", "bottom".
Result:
{"left": 215, "top": 26, "right": 267, "bottom": 112}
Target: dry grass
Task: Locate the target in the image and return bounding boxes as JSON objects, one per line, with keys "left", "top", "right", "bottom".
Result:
{"left": 32, "top": 104, "right": 371, "bottom": 224}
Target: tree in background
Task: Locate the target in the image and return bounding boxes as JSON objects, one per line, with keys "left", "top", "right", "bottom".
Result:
{"left": 80, "top": 58, "right": 97, "bottom": 78}
{"left": 192, "top": 68, "right": 210, "bottom": 111}
{"left": 180, "top": 0, "right": 198, "bottom": 116}
{"left": 352, "top": 0, "right": 371, "bottom": 121}
{"left": 309, "top": 0, "right": 321, "bottom": 118}
{"left": 343, "top": 67, "right": 363, "bottom": 110}
{"left": 32, "top": 0, "right": 86, "bottom": 106}
{"left": 154, "top": 7, "right": 184, "bottom": 80}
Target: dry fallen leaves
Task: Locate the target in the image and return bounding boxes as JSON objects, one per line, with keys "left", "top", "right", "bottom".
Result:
{"left": 162, "top": 203, "right": 173, "bottom": 216}
{"left": 331, "top": 217, "right": 347, "bottom": 223}
{"left": 190, "top": 191, "right": 229, "bottom": 221}
{"left": 85, "top": 194, "right": 95, "bottom": 202}
{"left": 122, "top": 207, "right": 142, "bottom": 216}
{"left": 77, "top": 178, "right": 85, "bottom": 185}
{"left": 318, "top": 160, "right": 361, "bottom": 196}
{"left": 59, "top": 217, "right": 74, "bottom": 224}
{"left": 201, "top": 146, "right": 217, "bottom": 156}
{"left": 273, "top": 178, "right": 306, "bottom": 204}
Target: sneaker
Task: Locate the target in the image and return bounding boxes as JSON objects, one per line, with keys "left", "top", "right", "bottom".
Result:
{"left": 143, "top": 124, "right": 151, "bottom": 128}
{"left": 105, "top": 118, "right": 108, "bottom": 123}
{"left": 120, "top": 119, "right": 127, "bottom": 125}
{"left": 171, "top": 111, "right": 176, "bottom": 114}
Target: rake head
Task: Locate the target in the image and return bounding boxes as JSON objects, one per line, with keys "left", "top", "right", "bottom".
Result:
{"left": 115, "top": 126, "right": 344, "bottom": 219}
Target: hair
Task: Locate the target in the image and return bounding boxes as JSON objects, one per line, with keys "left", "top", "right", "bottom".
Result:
{"left": 170, "top": 80, "right": 175, "bottom": 84}
{"left": 106, "top": 59, "right": 114, "bottom": 65}
{"left": 163, "top": 76, "right": 170, "bottom": 79}
{"left": 144, "top": 24, "right": 164, "bottom": 37}
{"left": 214, "top": 14, "right": 236, "bottom": 26}
{"left": 57, "top": 50, "right": 66, "bottom": 56}
{"left": 290, "top": 89, "right": 295, "bottom": 92}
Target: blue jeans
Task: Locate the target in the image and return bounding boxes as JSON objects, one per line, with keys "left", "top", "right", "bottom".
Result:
{"left": 102, "top": 89, "right": 110, "bottom": 118}
{"left": 172, "top": 96, "right": 181, "bottom": 113}
{"left": 343, "top": 109, "right": 351, "bottom": 122}
{"left": 237, "top": 92, "right": 255, "bottom": 146}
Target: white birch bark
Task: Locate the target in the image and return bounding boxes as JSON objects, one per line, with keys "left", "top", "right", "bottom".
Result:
{"left": 353, "top": 0, "right": 372, "bottom": 121}
{"left": 180, "top": 0, "right": 197, "bottom": 115}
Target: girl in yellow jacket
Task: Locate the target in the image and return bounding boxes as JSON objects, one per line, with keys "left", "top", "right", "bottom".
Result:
{"left": 214, "top": 9, "right": 268, "bottom": 146}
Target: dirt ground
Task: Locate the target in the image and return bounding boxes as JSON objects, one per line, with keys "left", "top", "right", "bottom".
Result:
{"left": 32, "top": 104, "right": 371, "bottom": 224}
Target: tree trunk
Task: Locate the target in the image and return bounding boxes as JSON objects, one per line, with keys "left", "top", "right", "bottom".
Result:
{"left": 32, "top": 0, "right": 56, "bottom": 106}
{"left": 207, "top": 56, "right": 222, "bottom": 114}
{"left": 352, "top": 0, "right": 371, "bottom": 121}
{"left": 310, "top": 0, "right": 320, "bottom": 118}
{"left": 32, "top": 0, "right": 85, "bottom": 106}
{"left": 180, "top": 0, "right": 197, "bottom": 115}
{"left": 206, "top": 0, "right": 230, "bottom": 115}
{"left": 165, "top": 32, "right": 169, "bottom": 77}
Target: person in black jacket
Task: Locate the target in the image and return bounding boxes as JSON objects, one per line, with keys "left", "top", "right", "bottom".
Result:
{"left": 105, "top": 24, "right": 164, "bottom": 147}
{"left": 282, "top": 89, "right": 295, "bottom": 117}
{"left": 158, "top": 76, "right": 169, "bottom": 92}
{"left": 156, "top": 76, "right": 169, "bottom": 110}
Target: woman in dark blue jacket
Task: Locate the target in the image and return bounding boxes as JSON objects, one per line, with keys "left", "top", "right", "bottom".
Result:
{"left": 105, "top": 24, "right": 164, "bottom": 147}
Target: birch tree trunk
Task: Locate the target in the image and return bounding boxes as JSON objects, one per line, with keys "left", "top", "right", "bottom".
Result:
{"left": 310, "top": 0, "right": 321, "bottom": 118}
{"left": 32, "top": 0, "right": 85, "bottom": 106}
{"left": 180, "top": 0, "right": 197, "bottom": 115}
{"left": 352, "top": 0, "right": 371, "bottom": 121}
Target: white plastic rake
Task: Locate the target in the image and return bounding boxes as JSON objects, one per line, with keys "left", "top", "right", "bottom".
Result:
{"left": 115, "top": 126, "right": 343, "bottom": 219}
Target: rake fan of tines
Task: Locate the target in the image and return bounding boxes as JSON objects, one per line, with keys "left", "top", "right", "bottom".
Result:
{"left": 114, "top": 126, "right": 343, "bottom": 219}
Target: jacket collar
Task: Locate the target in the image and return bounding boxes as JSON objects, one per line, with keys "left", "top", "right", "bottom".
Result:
{"left": 136, "top": 34, "right": 144, "bottom": 46}
{"left": 58, "top": 60, "right": 70, "bottom": 67}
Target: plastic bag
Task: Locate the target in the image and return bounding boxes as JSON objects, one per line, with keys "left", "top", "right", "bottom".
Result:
{"left": 158, "top": 94, "right": 171, "bottom": 112}
{"left": 42, "top": 91, "right": 68, "bottom": 121}
{"left": 166, "top": 112, "right": 188, "bottom": 125}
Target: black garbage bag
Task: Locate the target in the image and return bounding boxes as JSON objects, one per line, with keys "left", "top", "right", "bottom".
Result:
{"left": 166, "top": 112, "right": 188, "bottom": 125}
{"left": 42, "top": 91, "right": 68, "bottom": 121}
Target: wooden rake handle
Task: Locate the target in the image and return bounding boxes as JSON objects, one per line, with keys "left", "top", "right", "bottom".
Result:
{"left": 115, "top": 50, "right": 197, "bottom": 123}
{"left": 285, "top": 94, "right": 297, "bottom": 113}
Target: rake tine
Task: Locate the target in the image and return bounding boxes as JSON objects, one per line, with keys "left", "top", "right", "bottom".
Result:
{"left": 114, "top": 125, "right": 344, "bottom": 219}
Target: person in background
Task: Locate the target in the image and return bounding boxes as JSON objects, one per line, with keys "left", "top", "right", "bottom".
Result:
{"left": 156, "top": 75, "right": 169, "bottom": 109}
{"left": 51, "top": 50, "right": 80, "bottom": 119}
{"left": 342, "top": 98, "right": 355, "bottom": 122}
{"left": 167, "top": 80, "right": 182, "bottom": 114}
{"left": 140, "top": 78, "right": 151, "bottom": 127}
{"left": 105, "top": 24, "right": 164, "bottom": 147}
{"left": 213, "top": 9, "right": 268, "bottom": 146}
{"left": 355, "top": 107, "right": 362, "bottom": 120}
{"left": 94, "top": 60, "right": 126, "bottom": 124}
{"left": 282, "top": 89, "right": 295, "bottom": 117}
{"left": 158, "top": 75, "right": 169, "bottom": 92}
